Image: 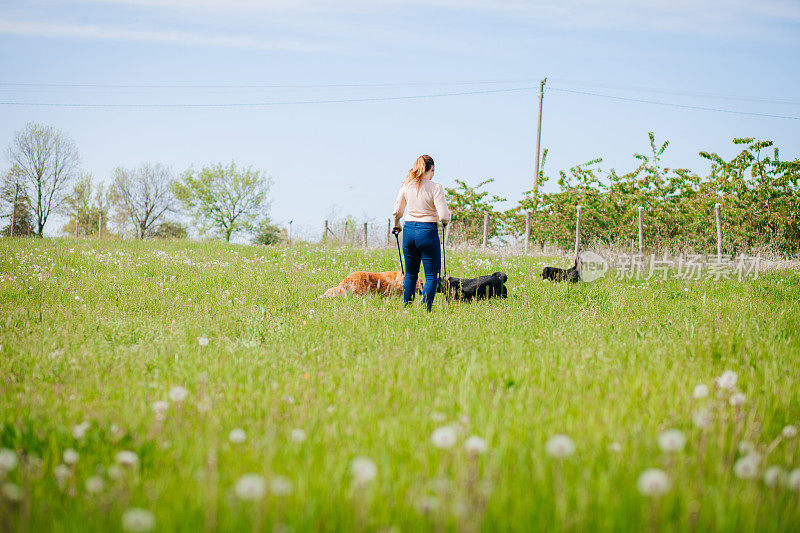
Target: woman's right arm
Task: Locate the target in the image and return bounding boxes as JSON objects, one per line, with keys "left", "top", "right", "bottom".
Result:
{"left": 433, "top": 183, "right": 451, "bottom": 225}
{"left": 391, "top": 184, "right": 406, "bottom": 230}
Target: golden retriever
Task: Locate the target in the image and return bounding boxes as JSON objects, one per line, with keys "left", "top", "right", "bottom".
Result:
{"left": 323, "top": 270, "right": 421, "bottom": 297}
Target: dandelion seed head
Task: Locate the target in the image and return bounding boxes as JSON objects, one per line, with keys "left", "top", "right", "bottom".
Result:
{"left": 350, "top": 456, "right": 377, "bottom": 485}
{"left": 228, "top": 428, "right": 247, "bottom": 444}
{"left": 290, "top": 429, "right": 306, "bottom": 443}
{"left": 608, "top": 442, "right": 623, "bottom": 453}
{"left": 152, "top": 401, "right": 169, "bottom": 416}
{"left": 85, "top": 475, "right": 105, "bottom": 494}
{"left": 729, "top": 392, "right": 746, "bottom": 407}
{"left": 737, "top": 441, "right": 754, "bottom": 455}
{"left": 716, "top": 370, "right": 738, "bottom": 390}
{"left": 270, "top": 475, "right": 294, "bottom": 496}
{"left": 693, "top": 408, "right": 712, "bottom": 429}
{"left": 782, "top": 425, "right": 798, "bottom": 439}
{"left": 545, "top": 434, "right": 575, "bottom": 458}
{"left": 168, "top": 386, "right": 189, "bottom": 403}
{"left": 431, "top": 425, "right": 458, "bottom": 449}
{"left": 197, "top": 335, "right": 209, "bottom": 347}
{"left": 0, "top": 448, "right": 18, "bottom": 473}
{"left": 692, "top": 384, "right": 709, "bottom": 399}
{"left": 62, "top": 448, "right": 79, "bottom": 465}
{"left": 234, "top": 473, "right": 266, "bottom": 501}
{"left": 1, "top": 482, "right": 22, "bottom": 502}
{"left": 53, "top": 464, "right": 71, "bottom": 486}
{"left": 733, "top": 454, "right": 760, "bottom": 479}
{"left": 121, "top": 508, "right": 156, "bottom": 532}
{"left": 657, "top": 429, "right": 686, "bottom": 453}
{"left": 115, "top": 450, "right": 138, "bottom": 467}
{"left": 72, "top": 421, "right": 90, "bottom": 440}
{"left": 464, "top": 436, "right": 488, "bottom": 455}
{"left": 787, "top": 469, "right": 800, "bottom": 491}
{"left": 637, "top": 468, "right": 670, "bottom": 496}
{"left": 763, "top": 466, "right": 786, "bottom": 488}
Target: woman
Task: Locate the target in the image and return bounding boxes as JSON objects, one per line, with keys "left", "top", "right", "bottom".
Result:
{"left": 391, "top": 154, "right": 451, "bottom": 311}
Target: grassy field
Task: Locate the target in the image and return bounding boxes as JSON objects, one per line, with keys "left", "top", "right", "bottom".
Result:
{"left": 1, "top": 237, "right": 799, "bottom": 532}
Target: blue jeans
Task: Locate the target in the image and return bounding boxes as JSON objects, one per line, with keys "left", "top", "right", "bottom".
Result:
{"left": 402, "top": 221, "right": 441, "bottom": 311}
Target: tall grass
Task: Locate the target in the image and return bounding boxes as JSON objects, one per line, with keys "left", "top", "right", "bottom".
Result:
{"left": 1, "top": 238, "right": 799, "bottom": 532}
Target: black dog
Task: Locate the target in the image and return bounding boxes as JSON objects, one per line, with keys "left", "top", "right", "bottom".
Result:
{"left": 541, "top": 257, "right": 581, "bottom": 283}
{"left": 438, "top": 272, "right": 508, "bottom": 301}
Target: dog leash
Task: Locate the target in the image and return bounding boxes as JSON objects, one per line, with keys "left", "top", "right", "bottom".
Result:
{"left": 393, "top": 229, "right": 404, "bottom": 274}
{"left": 441, "top": 223, "right": 447, "bottom": 278}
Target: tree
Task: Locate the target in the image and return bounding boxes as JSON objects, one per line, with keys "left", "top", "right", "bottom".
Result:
{"left": 444, "top": 178, "right": 506, "bottom": 243}
{"left": 253, "top": 218, "right": 283, "bottom": 245}
{"left": 109, "top": 163, "right": 176, "bottom": 239}
{"left": 60, "top": 174, "right": 110, "bottom": 237}
{"left": 152, "top": 221, "right": 188, "bottom": 239}
{"left": 1, "top": 167, "right": 35, "bottom": 237}
{"left": 6, "top": 122, "right": 80, "bottom": 236}
{"left": 172, "top": 162, "right": 271, "bottom": 242}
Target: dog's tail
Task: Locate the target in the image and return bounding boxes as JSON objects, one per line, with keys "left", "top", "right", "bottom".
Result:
{"left": 493, "top": 271, "right": 508, "bottom": 283}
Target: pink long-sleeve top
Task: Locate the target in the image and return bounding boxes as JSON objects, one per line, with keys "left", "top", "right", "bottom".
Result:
{"left": 392, "top": 178, "right": 451, "bottom": 227}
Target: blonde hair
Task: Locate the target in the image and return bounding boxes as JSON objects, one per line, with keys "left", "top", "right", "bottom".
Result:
{"left": 405, "top": 155, "right": 434, "bottom": 188}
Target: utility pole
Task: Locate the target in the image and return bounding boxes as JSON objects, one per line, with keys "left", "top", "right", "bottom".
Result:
{"left": 531, "top": 78, "right": 547, "bottom": 210}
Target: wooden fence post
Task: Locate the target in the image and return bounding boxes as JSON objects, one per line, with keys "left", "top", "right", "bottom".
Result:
{"left": 715, "top": 203, "right": 722, "bottom": 262}
{"left": 75, "top": 218, "right": 79, "bottom": 238}
{"left": 363, "top": 222, "right": 368, "bottom": 249}
{"left": 98, "top": 213, "right": 102, "bottom": 239}
{"left": 638, "top": 206, "right": 643, "bottom": 254}
{"left": 524, "top": 211, "right": 531, "bottom": 254}
{"left": 574, "top": 205, "right": 581, "bottom": 259}
{"left": 386, "top": 218, "right": 391, "bottom": 246}
{"left": 323, "top": 220, "right": 328, "bottom": 243}
{"left": 482, "top": 212, "right": 490, "bottom": 248}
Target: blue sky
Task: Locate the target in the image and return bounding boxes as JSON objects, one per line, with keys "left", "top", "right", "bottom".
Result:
{"left": 1, "top": 0, "right": 799, "bottom": 238}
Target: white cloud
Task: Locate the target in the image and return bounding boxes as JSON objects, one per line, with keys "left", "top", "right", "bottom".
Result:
{"left": 0, "top": 17, "right": 324, "bottom": 51}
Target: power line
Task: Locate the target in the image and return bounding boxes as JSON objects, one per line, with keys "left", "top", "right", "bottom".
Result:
{"left": 549, "top": 78, "right": 800, "bottom": 106}
{"left": 0, "top": 85, "right": 540, "bottom": 107}
{"left": 546, "top": 87, "right": 800, "bottom": 121}
{"left": 0, "top": 79, "right": 539, "bottom": 89}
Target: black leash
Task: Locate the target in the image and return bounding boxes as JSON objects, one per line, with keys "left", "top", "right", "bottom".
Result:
{"left": 441, "top": 223, "right": 447, "bottom": 278}
{"left": 393, "top": 229, "right": 404, "bottom": 274}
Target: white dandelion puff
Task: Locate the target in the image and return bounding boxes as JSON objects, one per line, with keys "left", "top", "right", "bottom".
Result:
{"left": 464, "top": 436, "right": 488, "bottom": 455}
{"left": 637, "top": 468, "right": 670, "bottom": 496}
{"left": 729, "top": 392, "right": 746, "bottom": 407}
{"left": 350, "top": 456, "right": 377, "bottom": 485}
{"left": 733, "top": 454, "right": 760, "bottom": 479}
{"left": 152, "top": 401, "right": 169, "bottom": 417}
{"left": 72, "top": 421, "right": 90, "bottom": 440}
{"left": 228, "top": 428, "right": 247, "bottom": 444}
{"left": 693, "top": 408, "right": 712, "bottom": 429}
{"left": 763, "top": 466, "right": 786, "bottom": 488}
{"left": 107, "top": 465, "right": 124, "bottom": 480}
{"left": 168, "top": 386, "right": 189, "bottom": 403}
{"left": 692, "top": 384, "right": 709, "bottom": 399}
{"left": 290, "top": 429, "right": 307, "bottom": 443}
{"left": 608, "top": 442, "right": 623, "bottom": 453}
{"left": 657, "top": 430, "right": 686, "bottom": 453}
{"left": 121, "top": 508, "right": 156, "bottom": 532}
{"left": 737, "top": 441, "right": 755, "bottom": 455}
{"left": 115, "top": 450, "right": 138, "bottom": 467}
{"left": 1, "top": 483, "right": 22, "bottom": 502}
{"left": 270, "top": 475, "right": 294, "bottom": 496}
{"left": 54, "top": 464, "right": 71, "bottom": 486}
{"left": 781, "top": 425, "right": 798, "bottom": 439}
{"left": 545, "top": 434, "right": 575, "bottom": 458}
{"left": 715, "top": 370, "right": 738, "bottom": 390}
{"left": 787, "top": 469, "right": 800, "bottom": 491}
{"left": 431, "top": 425, "right": 458, "bottom": 449}
{"left": 234, "top": 474, "right": 266, "bottom": 501}
{"left": 0, "top": 448, "right": 18, "bottom": 473}
{"left": 85, "top": 476, "right": 105, "bottom": 494}
{"left": 62, "top": 448, "right": 79, "bottom": 466}
{"left": 197, "top": 335, "right": 209, "bottom": 347}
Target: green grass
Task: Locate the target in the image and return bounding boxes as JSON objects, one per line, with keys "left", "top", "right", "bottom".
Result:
{"left": 1, "top": 237, "right": 799, "bottom": 532}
